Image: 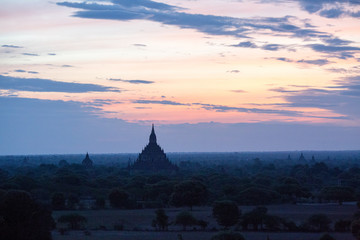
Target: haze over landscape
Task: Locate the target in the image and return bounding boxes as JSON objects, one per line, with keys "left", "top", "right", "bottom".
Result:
{"left": 1, "top": 0, "right": 360, "bottom": 154}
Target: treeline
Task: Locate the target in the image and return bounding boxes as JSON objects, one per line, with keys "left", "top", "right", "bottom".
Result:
{"left": 1, "top": 157, "right": 360, "bottom": 209}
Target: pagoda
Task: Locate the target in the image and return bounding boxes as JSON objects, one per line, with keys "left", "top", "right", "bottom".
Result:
{"left": 130, "top": 124, "right": 177, "bottom": 172}
{"left": 82, "top": 152, "right": 93, "bottom": 168}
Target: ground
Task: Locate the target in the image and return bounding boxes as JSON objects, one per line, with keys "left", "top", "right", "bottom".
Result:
{"left": 52, "top": 204, "right": 357, "bottom": 240}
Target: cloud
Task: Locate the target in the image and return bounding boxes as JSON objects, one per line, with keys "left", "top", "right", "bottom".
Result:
{"left": 22, "top": 53, "right": 39, "bottom": 56}
{"left": 276, "top": 57, "right": 293, "bottom": 62}
{"left": 228, "top": 70, "right": 240, "bottom": 73}
{"left": 57, "top": 0, "right": 360, "bottom": 59}
{"left": 230, "top": 90, "right": 246, "bottom": 93}
{"left": 57, "top": 0, "right": 331, "bottom": 41}
{"left": 2, "top": 44, "right": 23, "bottom": 48}
{"left": 275, "top": 57, "right": 331, "bottom": 66}
{"left": 297, "top": 59, "right": 331, "bottom": 66}
{"left": 48, "top": 53, "right": 57, "bottom": 56}
{"left": 308, "top": 44, "right": 360, "bottom": 59}
{"left": 269, "top": 87, "right": 298, "bottom": 93}
{"left": 262, "top": 44, "right": 283, "bottom": 51}
{"left": 13, "top": 69, "right": 39, "bottom": 74}
{"left": 0, "top": 75, "right": 120, "bottom": 93}
{"left": 282, "top": 76, "right": 360, "bottom": 118}
{"left": 293, "top": 0, "right": 360, "bottom": 19}
{"left": 61, "top": 65, "right": 74, "bottom": 68}
{"left": 231, "top": 41, "right": 258, "bottom": 48}
{"left": 1, "top": 95, "right": 360, "bottom": 154}
{"left": 133, "top": 43, "right": 147, "bottom": 47}
{"left": 195, "top": 103, "right": 303, "bottom": 117}
{"left": 133, "top": 99, "right": 189, "bottom": 106}
{"left": 109, "top": 78, "right": 154, "bottom": 84}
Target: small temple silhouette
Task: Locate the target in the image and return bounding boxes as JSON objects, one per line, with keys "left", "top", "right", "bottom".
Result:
{"left": 82, "top": 152, "right": 93, "bottom": 168}
{"left": 129, "top": 124, "right": 178, "bottom": 172}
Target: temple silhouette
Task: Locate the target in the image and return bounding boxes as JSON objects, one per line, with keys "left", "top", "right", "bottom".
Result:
{"left": 82, "top": 152, "right": 93, "bottom": 168}
{"left": 129, "top": 124, "right": 178, "bottom": 172}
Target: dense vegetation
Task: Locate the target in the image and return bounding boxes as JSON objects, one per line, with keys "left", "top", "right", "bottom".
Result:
{"left": 1, "top": 151, "right": 360, "bottom": 239}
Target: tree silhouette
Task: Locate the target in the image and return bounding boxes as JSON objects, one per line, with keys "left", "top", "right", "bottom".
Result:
{"left": 109, "top": 189, "right": 129, "bottom": 209}
{"left": 0, "top": 190, "right": 54, "bottom": 240}
{"left": 241, "top": 206, "right": 268, "bottom": 231}
{"left": 319, "top": 233, "right": 336, "bottom": 240}
{"left": 51, "top": 192, "right": 66, "bottom": 210}
{"left": 175, "top": 211, "right": 197, "bottom": 230}
{"left": 170, "top": 180, "right": 207, "bottom": 210}
{"left": 58, "top": 213, "right": 87, "bottom": 230}
{"left": 212, "top": 200, "right": 240, "bottom": 229}
{"left": 152, "top": 208, "right": 169, "bottom": 231}
{"left": 307, "top": 214, "right": 332, "bottom": 232}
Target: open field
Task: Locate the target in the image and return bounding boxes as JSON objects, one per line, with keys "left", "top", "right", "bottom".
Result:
{"left": 53, "top": 204, "right": 357, "bottom": 230}
{"left": 52, "top": 204, "right": 357, "bottom": 240}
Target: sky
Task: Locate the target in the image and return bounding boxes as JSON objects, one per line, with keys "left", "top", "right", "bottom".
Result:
{"left": 1, "top": 0, "right": 360, "bottom": 154}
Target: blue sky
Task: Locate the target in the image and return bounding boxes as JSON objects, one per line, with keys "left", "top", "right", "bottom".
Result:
{"left": 1, "top": 0, "right": 360, "bottom": 154}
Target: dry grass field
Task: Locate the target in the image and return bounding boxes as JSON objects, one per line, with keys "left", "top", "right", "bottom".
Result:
{"left": 52, "top": 204, "right": 358, "bottom": 240}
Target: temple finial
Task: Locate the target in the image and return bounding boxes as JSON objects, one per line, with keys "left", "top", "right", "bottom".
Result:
{"left": 149, "top": 124, "right": 157, "bottom": 144}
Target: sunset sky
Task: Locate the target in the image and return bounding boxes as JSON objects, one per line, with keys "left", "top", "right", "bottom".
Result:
{"left": 1, "top": 0, "right": 360, "bottom": 154}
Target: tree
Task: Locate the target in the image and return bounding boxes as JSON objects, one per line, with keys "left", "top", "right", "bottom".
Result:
{"left": 241, "top": 206, "right": 268, "bottom": 231}
{"left": 334, "top": 219, "right": 351, "bottom": 232}
{"left": 0, "top": 190, "right": 54, "bottom": 240}
{"left": 108, "top": 189, "right": 129, "bottom": 209}
{"left": 351, "top": 219, "right": 360, "bottom": 240}
{"left": 58, "top": 213, "right": 87, "bottom": 230}
{"left": 152, "top": 209, "right": 169, "bottom": 231}
{"left": 320, "top": 186, "right": 355, "bottom": 205}
{"left": 236, "top": 187, "right": 280, "bottom": 205}
{"left": 210, "top": 231, "right": 246, "bottom": 240}
{"left": 67, "top": 194, "right": 79, "bottom": 209}
{"left": 213, "top": 201, "right": 240, "bottom": 229}
{"left": 175, "top": 211, "right": 197, "bottom": 230}
{"left": 319, "top": 233, "right": 336, "bottom": 240}
{"left": 51, "top": 192, "right": 66, "bottom": 210}
{"left": 197, "top": 219, "right": 209, "bottom": 230}
{"left": 170, "top": 180, "right": 207, "bottom": 210}
{"left": 307, "top": 214, "right": 332, "bottom": 232}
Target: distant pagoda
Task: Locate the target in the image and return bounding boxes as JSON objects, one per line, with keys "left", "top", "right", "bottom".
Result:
{"left": 82, "top": 152, "right": 93, "bottom": 168}
{"left": 130, "top": 124, "right": 177, "bottom": 172}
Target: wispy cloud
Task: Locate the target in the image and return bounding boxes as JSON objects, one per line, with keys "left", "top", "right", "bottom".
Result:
{"left": 230, "top": 90, "right": 246, "bottom": 93}
{"left": 275, "top": 57, "right": 331, "bottom": 66}
{"left": 133, "top": 99, "right": 189, "bottom": 106}
{"left": 14, "top": 69, "right": 39, "bottom": 74}
{"left": 57, "top": 0, "right": 360, "bottom": 59}
{"left": 291, "top": 0, "right": 360, "bottom": 19}
{"left": 0, "top": 75, "right": 120, "bottom": 93}
{"left": 2, "top": 44, "right": 23, "bottom": 48}
{"left": 133, "top": 43, "right": 147, "bottom": 47}
{"left": 108, "top": 78, "right": 154, "bottom": 84}
{"left": 22, "top": 53, "right": 39, "bottom": 56}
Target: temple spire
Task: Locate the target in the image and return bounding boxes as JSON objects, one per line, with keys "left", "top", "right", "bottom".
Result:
{"left": 149, "top": 124, "right": 157, "bottom": 144}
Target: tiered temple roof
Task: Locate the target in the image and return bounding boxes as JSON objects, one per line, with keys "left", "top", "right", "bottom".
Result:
{"left": 130, "top": 124, "right": 177, "bottom": 172}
